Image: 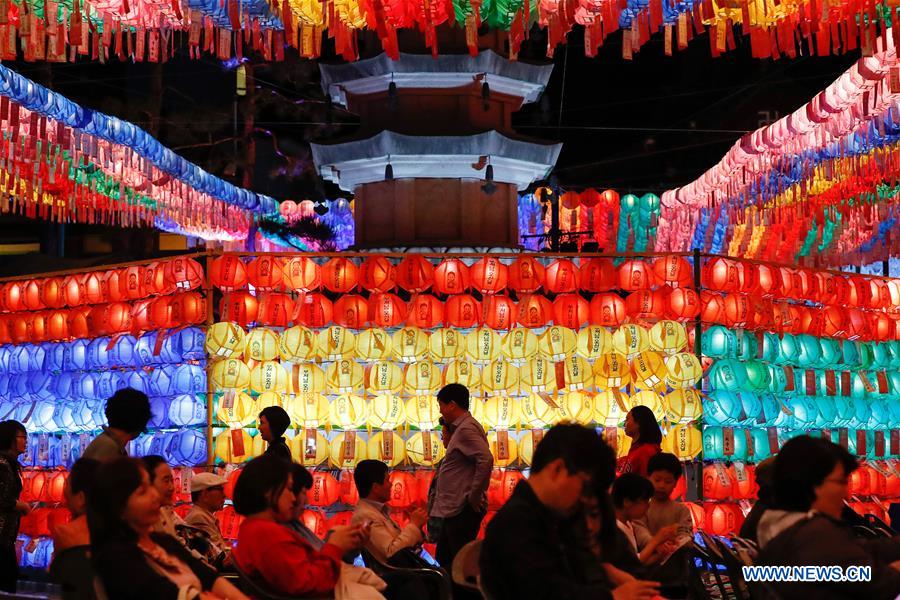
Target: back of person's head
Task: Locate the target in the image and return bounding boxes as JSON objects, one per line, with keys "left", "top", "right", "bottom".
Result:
{"left": 0, "top": 420, "right": 25, "bottom": 452}
{"left": 647, "top": 452, "right": 682, "bottom": 480}
{"left": 773, "top": 435, "right": 858, "bottom": 512}
{"left": 232, "top": 454, "right": 293, "bottom": 516}
{"left": 87, "top": 457, "right": 148, "bottom": 552}
{"left": 259, "top": 406, "right": 291, "bottom": 438}
{"left": 105, "top": 388, "right": 152, "bottom": 435}
{"left": 532, "top": 424, "right": 616, "bottom": 487}
{"left": 354, "top": 460, "right": 389, "bottom": 498}
{"left": 69, "top": 458, "right": 101, "bottom": 497}
{"left": 436, "top": 383, "right": 469, "bottom": 411}
{"left": 628, "top": 406, "right": 663, "bottom": 445}
{"left": 612, "top": 473, "right": 654, "bottom": 509}
{"left": 290, "top": 464, "right": 313, "bottom": 495}
{"left": 141, "top": 455, "right": 168, "bottom": 482}
{"left": 754, "top": 456, "right": 776, "bottom": 502}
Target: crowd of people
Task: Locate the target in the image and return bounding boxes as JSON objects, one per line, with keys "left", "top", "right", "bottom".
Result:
{"left": 0, "top": 383, "right": 895, "bottom": 599}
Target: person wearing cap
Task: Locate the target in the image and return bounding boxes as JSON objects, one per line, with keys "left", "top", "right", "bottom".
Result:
{"left": 184, "top": 472, "right": 230, "bottom": 564}
{"left": 83, "top": 388, "right": 152, "bottom": 462}
{"left": 258, "top": 406, "right": 293, "bottom": 463}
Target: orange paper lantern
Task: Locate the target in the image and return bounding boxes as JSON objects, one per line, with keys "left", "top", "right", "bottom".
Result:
{"left": 553, "top": 294, "right": 590, "bottom": 328}
{"left": 296, "top": 293, "right": 334, "bottom": 327}
{"left": 652, "top": 256, "right": 692, "bottom": 288}
{"left": 283, "top": 257, "right": 322, "bottom": 292}
{"left": 359, "top": 256, "right": 397, "bottom": 293}
{"left": 395, "top": 256, "right": 435, "bottom": 293}
{"left": 579, "top": 258, "right": 616, "bottom": 292}
{"left": 702, "top": 258, "right": 742, "bottom": 292}
{"left": 369, "top": 293, "right": 408, "bottom": 328}
{"left": 589, "top": 293, "right": 627, "bottom": 327}
{"left": 210, "top": 255, "right": 248, "bottom": 292}
{"left": 545, "top": 259, "right": 580, "bottom": 294}
{"left": 322, "top": 258, "right": 359, "bottom": 293}
{"left": 445, "top": 295, "right": 482, "bottom": 328}
{"left": 219, "top": 292, "right": 259, "bottom": 327}
{"left": 40, "top": 277, "right": 66, "bottom": 309}
{"left": 21, "top": 280, "right": 44, "bottom": 311}
{"left": 433, "top": 259, "right": 470, "bottom": 295}
{"left": 483, "top": 295, "right": 517, "bottom": 330}
{"left": 308, "top": 472, "right": 341, "bottom": 507}
{"left": 699, "top": 291, "right": 724, "bottom": 324}
{"left": 247, "top": 256, "right": 285, "bottom": 291}
{"left": 118, "top": 266, "right": 146, "bottom": 300}
{"left": 387, "top": 471, "right": 417, "bottom": 509}
{"left": 258, "top": 293, "right": 294, "bottom": 327}
{"left": 517, "top": 294, "right": 553, "bottom": 328}
{"left": 407, "top": 295, "right": 444, "bottom": 329}
{"left": 470, "top": 257, "right": 509, "bottom": 295}
{"left": 67, "top": 306, "right": 92, "bottom": 339}
{"left": 625, "top": 288, "right": 668, "bottom": 319}
{"left": 509, "top": 256, "right": 545, "bottom": 293}
{"left": 334, "top": 295, "right": 370, "bottom": 328}
{"left": 617, "top": 260, "right": 656, "bottom": 291}
{"left": 666, "top": 288, "right": 700, "bottom": 321}
{"left": 163, "top": 257, "right": 205, "bottom": 291}
{"left": 1, "top": 281, "right": 24, "bottom": 312}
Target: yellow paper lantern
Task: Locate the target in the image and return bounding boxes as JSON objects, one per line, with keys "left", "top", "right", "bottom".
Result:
{"left": 290, "top": 430, "right": 330, "bottom": 467}
{"left": 428, "top": 328, "right": 466, "bottom": 362}
{"left": 316, "top": 326, "right": 356, "bottom": 360}
{"left": 279, "top": 326, "right": 316, "bottom": 362}
{"left": 329, "top": 433, "right": 368, "bottom": 468}
{"left": 325, "top": 359, "right": 365, "bottom": 394}
{"left": 405, "top": 431, "right": 446, "bottom": 467}
{"left": 594, "top": 389, "right": 629, "bottom": 426}
{"left": 284, "top": 363, "right": 326, "bottom": 395}
{"left": 664, "top": 389, "right": 703, "bottom": 423}
{"left": 404, "top": 361, "right": 443, "bottom": 395}
{"left": 648, "top": 321, "right": 688, "bottom": 355}
{"left": 612, "top": 324, "right": 650, "bottom": 359}
{"left": 607, "top": 428, "right": 632, "bottom": 459}
{"left": 250, "top": 434, "right": 267, "bottom": 459}
{"left": 210, "top": 358, "right": 251, "bottom": 390}
{"left": 487, "top": 431, "right": 519, "bottom": 468}
{"left": 250, "top": 360, "right": 288, "bottom": 393}
{"left": 365, "top": 361, "right": 404, "bottom": 395}
{"left": 501, "top": 328, "right": 539, "bottom": 364}
{"left": 559, "top": 356, "right": 593, "bottom": 391}
{"left": 206, "top": 322, "right": 246, "bottom": 360}
{"left": 215, "top": 391, "right": 256, "bottom": 428}
{"left": 664, "top": 353, "right": 703, "bottom": 390}
{"left": 519, "top": 357, "right": 558, "bottom": 394}
{"left": 245, "top": 327, "right": 280, "bottom": 362}
{"left": 356, "top": 328, "right": 393, "bottom": 361}
{"left": 442, "top": 360, "right": 482, "bottom": 393}
{"left": 253, "top": 391, "right": 287, "bottom": 423}
{"left": 392, "top": 327, "right": 429, "bottom": 363}
{"left": 329, "top": 394, "right": 368, "bottom": 429}
{"left": 284, "top": 393, "right": 330, "bottom": 428}
{"left": 661, "top": 424, "right": 702, "bottom": 459}
{"left": 482, "top": 396, "right": 520, "bottom": 429}
{"left": 481, "top": 360, "right": 519, "bottom": 396}
{"left": 576, "top": 326, "right": 613, "bottom": 360}
{"left": 366, "top": 432, "right": 407, "bottom": 468}
{"left": 558, "top": 391, "right": 595, "bottom": 425}
{"left": 215, "top": 429, "right": 253, "bottom": 464}
{"left": 593, "top": 353, "right": 632, "bottom": 390}
{"left": 518, "top": 430, "right": 541, "bottom": 466}
{"left": 629, "top": 389, "right": 665, "bottom": 421}
{"left": 521, "top": 393, "right": 562, "bottom": 428}
{"left": 465, "top": 328, "right": 503, "bottom": 364}
{"left": 630, "top": 350, "right": 667, "bottom": 393}
{"left": 405, "top": 396, "right": 441, "bottom": 429}
{"left": 367, "top": 394, "right": 407, "bottom": 429}
{"left": 468, "top": 396, "right": 486, "bottom": 427}
{"left": 538, "top": 326, "right": 577, "bottom": 360}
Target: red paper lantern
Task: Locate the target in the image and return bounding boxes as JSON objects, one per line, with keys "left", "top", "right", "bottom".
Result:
{"left": 296, "top": 294, "right": 334, "bottom": 327}
{"left": 210, "top": 255, "right": 248, "bottom": 292}
{"left": 445, "top": 295, "right": 482, "bottom": 328}
{"left": 601, "top": 189, "right": 620, "bottom": 204}
{"left": 470, "top": 257, "right": 509, "bottom": 295}
{"left": 666, "top": 288, "right": 700, "bottom": 321}
{"left": 844, "top": 309, "right": 869, "bottom": 340}
{"left": 864, "top": 466, "right": 888, "bottom": 497}
{"left": 483, "top": 296, "right": 517, "bottom": 330}
{"left": 258, "top": 293, "right": 295, "bottom": 327}
{"left": 63, "top": 275, "right": 84, "bottom": 307}
{"left": 301, "top": 509, "right": 328, "bottom": 539}
{"left": 848, "top": 467, "right": 871, "bottom": 496}
{"left": 164, "top": 257, "right": 205, "bottom": 291}
{"left": 0, "top": 316, "right": 9, "bottom": 344}
{"left": 517, "top": 294, "right": 553, "bottom": 328}
{"left": 868, "top": 279, "right": 892, "bottom": 311}
{"left": 869, "top": 314, "right": 893, "bottom": 342}
{"left": 46, "top": 471, "right": 67, "bottom": 504}
{"left": 46, "top": 310, "right": 69, "bottom": 340}
{"left": 702, "top": 465, "right": 734, "bottom": 500}
{"left": 369, "top": 293, "right": 407, "bottom": 328}
{"left": 488, "top": 470, "right": 524, "bottom": 510}
{"left": 731, "top": 465, "right": 758, "bottom": 499}
{"left": 722, "top": 293, "right": 752, "bottom": 329}
{"left": 671, "top": 476, "right": 687, "bottom": 500}
{"left": 387, "top": 471, "right": 417, "bottom": 509}
{"left": 142, "top": 262, "right": 174, "bottom": 297}
{"left": 328, "top": 511, "right": 354, "bottom": 529}
{"left": 702, "top": 258, "right": 742, "bottom": 292}
{"left": 580, "top": 189, "right": 602, "bottom": 208}
{"left": 334, "top": 295, "right": 369, "bottom": 328}
{"left": 776, "top": 268, "right": 795, "bottom": 299}
{"left": 20, "top": 508, "right": 50, "bottom": 537}
{"left": 102, "top": 271, "right": 124, "bottom": 303}
{"left": 247, "top": 256, "right": 285, "bottom": 292}
{"left": 545, "top": 259, "right": 580, "bottom": 294}
{"left": 22, "top": 471, "right": 46, "bottom": 502}
{"left": 414, "top": 470, "right": 435, "bottom": 505}
{"left": 433, "top": 259, "right": 471, "bottom": 295}
{"left": 148, "top": 297, "right": 174, "bottom": 329}
{"left": 170, "top": 292, "right": 206, "bottom": 327}
{"left": 67, "top": 306, "right": 92, "bottom": 339}
{"left": 407, "top": 295, "right": 444, "bottom": 329}
{"left": 553, "top": 294, "right": 590, "bottom": 328}
{"left": 283, "top": 257, "right": 322, "bottom": 292}
{"left": 40, "top": 277, "right": 66, "bottom": 309}
{"left": 219, "top": 292, "right": 259, "bottom": 327}
{"left": 1, "top": 281, "right": 24, "bottom": 312}
{"left": 752, "top": 264, "right": 781, "bottom": 297}
{"left": 560, "top": 191, "right": 581, "bottom": 210}
{"left": 224, "top": 469, "right": 241, "bottom": 499}
{"left": 790, "top": 269, "right": 817, "bottom": 301}
{"left": 704, "top": 503, "right": 744, "bottom": 535}
{"left": 652, "top": 256, "right": 692, "bottom": 288}
{"left": 308, "top": 472, "right": 341, "bottom": 507}
{"left": 478, "top": 511, "right": 497, "bottom": 540}
{"left": 617, "top": 260, "right": 656, "bottom": 291}
{"left": 849, "top": 502, "right": 887, "bottom": 522}
{"left": 395, "top": 256, "right": 435, "bottom": 293}
{"left": 359, "top": 256, "right": 397, "bottom": 293}
{"left": 339, "top": 471, "right": 359, "bottom": 505}
{"left": 508, "top": 256, "right": 545, "bottom": 293}
{"left": 21, "top": 280, "right": 43, "bottom": 312}
{"left": 118, "top": 266, "right": 146, "bottom": 300}
{"left": 700, "top": 291, "right": 725, "bottom": 324}
{"left": 90, "top": 302, "right": 134, "bottom": 335}
{"left": 625, "top": 288, "right": 668, "bottom": 320}
{"left": 10, "top": 313, "right": 40, "bottom": 343}
{"left": 579, "top": 258, "right": 616, "bottom": 292}
{"left": 322, "top": 258, "right": 359, "bottom": 293}
{"left": 821, "top": 306, "right": 846, "bottom": 338}
{"left": 749, "top": 297, "right": 774, "bottom": 331}
{"left": 589, "top": 293, "right": 627, "bottom": 327}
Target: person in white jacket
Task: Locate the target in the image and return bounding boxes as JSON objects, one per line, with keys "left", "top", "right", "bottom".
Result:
{"left": 351, "top": 460, "right": 427, "bottom": 565}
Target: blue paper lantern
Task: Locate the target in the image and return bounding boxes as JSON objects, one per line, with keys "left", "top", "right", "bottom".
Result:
{"left": 71, "top": 400, "right": 97, "bottom": 432}
{"left": 7, "top": 346, "right": 31, "bottom": 374}
{"left": 888, "top": 397, "right": 900, "bottom": 429}
{"left": 872, "top": 343, "right": 892, "bottom": 369}
{"left": 785, "top": 396, "right": 819, "bottom": 427}
{"left": 86, "top": 338, "right": 113, "bottom": 369}
{"left": 94, "top": 372, "right": 120, "bottom": 401}
{"left": 758, "top": 332, "right": 780, "bottom": 363}
{"left": 169, "top": 429, "right": 207, "bottom": 466}
{"left": 29, "top": 400, "right": 58, "bottom": 433}
{"left": 175, "top": 327, "right": 206, "bottom": 361}
{"left": 107, "top": 336, "right": 136, "bottom": 368}
{"left": 51, "top": 371, "right": 77, "bottom": 399}
{"left": 813, "top": 396, "right": 837, "bottom": 428}
{"left": 777, "top": 334, "right": 800, "bottom": 365}
{"left": 818, "top": 338, "right": 841, "bottom": 367}
{"left": 707, "top": 359, "right": 748, "bottom": 392}
{"left": 168, "top": 394, "right": 206, "bottom": 427}
{"left": 26, "top": 345, "right": 45, "bottom": 373}
{"left": 857, "top": 344, "right": 875, "bottom": 370}
{"left": 42, "top": 343, "right": 65, "bottom": 372}
{"left": 840, "top": 340, "right": 861, "bottom": 367}
{"left": 0, "top": 345, "right": 10, "bottom": 372}
{"left": 73, "top": 372, "right": 99, "bottom": 400}
{"left": 703, "top": 390, "right": 742, "bottom": 425}
{"left": 147, "top": 431, "right": 174, "bottom": 458}
{"left": 27, "top": 372, "right": 55, "bottom": 401}
{"left": 887, "top": 341, "right": 900, "bottom": 369}
{"left": 831, "top": 396, "right": 854, "bottom": 427}
{"left": 736, "top": 335, "right": 758, "bottom": 361}
{"left": 134, "top": 332, "right": 162, "bottom": 366}
{"left": 795, "top": 335, "right": 821, "bottom": 367}
{"left": 745, "top": 428, "right": 773, "bottom": 462}
{"left": 62, "top": 339, "right": 89, "bottom": 372}
{"left": 117, "top": 370, "right": 148, "bottom": 395}
{"left": 848, "top": 398, "right": 872, "bottom": 429}
{"left": 148, "top": 365, "right": 176, "bottom": 397}
{"left": 172, "top": 364, "right": 206, "bottom": 395}
{"left": 867, "top": 399, "right": 890, "bottom": 431}
{"left": 8, "top": 374, "right": 29, "bottom": 399}
{"left": 702, "top": 326, "right": 736, "bottom": 358}
{"left": 90, "top": 400, "right": 107, "bottom": 431}
{"left": 52, "top": 402, "right": 78, "bottom": 433}
{"left": 148, "top": 397, "right": 171, "bottom": 429}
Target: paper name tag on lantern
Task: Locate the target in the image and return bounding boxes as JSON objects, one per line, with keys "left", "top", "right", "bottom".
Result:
{"left": 839, "top": 428, "right": 849, "bottom": 450}
{"left": 532, "top": 429, "right": 544, "bottom": 451}
{"left": 222, "top": 391, "right": 236, "bottom": 410}
{"left": 841, "top": 372, "right": 852, "bottom": 397}
{"left": 537, "top": 392, "right": 559, "bottom": 409}
{"left": 804, "top": 370, "right": 816, "bottom": 396}
{"left": 714, "top": 462, "right": 730, "bottom": 488}
{"left": 79, "top": 434, "right": 91, "bottom": 454}
{"left": 383, "top": 433, "right": 394, "bottom": 462}
{"left": 874, "top": 431, "right": 885, "bottom": 458}
{"left": 744, "top": 429, "right": 755, "bottom": 457}
{"left": 877, "top": 372, "right": 889, "bottom": 394}
{"left": 181, "top": 469, "right": 193, "bottom": 495}
{"left": 733, "top": 461, "right": 748, "bottom": 483}
{"left": 305, "top": 429, "right": 318, "bottom": 460}
{"left": 37, "top": 433, "right": 49, "bottom": 463}
{"left": 496, "top": 430, "right": 510, "bottom": 461}
{"left": 892, "top": 430, "right": 900, "bottom": 456}
{"left": 825, "top": 371, "right": 836, "bottom": 396}
{"left": 342, "top": 431, "right": 357, "bottom": 462}
{"left": 782, "top": 366, "right": 795, "bottom": 392}
{"left": 554, "top": 362, "right": 566, "bottom": 390}
{"left": 231, "top": 429, "right": 245, "bottom": 457}
{"left": 891, "top": 67, "right": 900, "bottom": 93}
{"left": 859, "top": 372, "right": 876, "bottom": 393}
{"left": 422, "top": 431, "right": 433, "bottom": 463}
{"left": 25, "top": 537, "right": 39, "bottom": 554}
{"left": 20, "top": 403, "right": 35, "bottom": 424}
{"left": 767, "top": 427, "right": 779, "bottom": 455}
{"left": 722, "top": 427, "right": 735, "bottom": 457}
{"left": 738, "top": 499, "right": 754, "bottom": 514}
{"left": 60, "top": 435, "right": 72, "bottom": 464}
{"left": 856, "top": 430, "right": 867, "bottom": 455}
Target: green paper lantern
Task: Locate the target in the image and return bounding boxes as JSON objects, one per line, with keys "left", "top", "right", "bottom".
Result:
{"left": 777, "top": 334, "right": 800, "bottom": 365}
{"left": 795, "top": 334, "right": 822, "bottom": 367}
{"left": 744, "top": 360, "right": 771, "bottom": 392}
{"left": 702, "top": 326, "right": 736, "bottom": 359}
{"left": 708, "top": 359, "right": 748, "bottom": 392}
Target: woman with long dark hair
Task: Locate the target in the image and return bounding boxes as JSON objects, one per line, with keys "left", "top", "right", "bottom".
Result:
{"left": 87, "top": 457, "right": 246, "bottom": 600}
{"left": 619, "top": 406, "right": 662, "bottom": 477}
{"left": 0, "top": 420, "right": 28, "bottom": 592}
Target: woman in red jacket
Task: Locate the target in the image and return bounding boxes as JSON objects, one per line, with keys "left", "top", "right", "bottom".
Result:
{"left": 232, "top": 455, "right": 366, "bottom": 597}
{"left": 619, "top": 406, "right": 662, "bottom": 477}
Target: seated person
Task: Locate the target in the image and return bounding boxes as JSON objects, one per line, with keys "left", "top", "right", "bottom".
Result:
{"left": 184, "top": 472, "right": 231, "bottom": 566}
{"left": 141, "top": 455, "right": 184, "bottom": 538}
{"left": 352, "top": 460, "right": 427, "bottom": 564}
{"left": 285, "top": 464, "right": 325, "bottom": 551}
{"left": 232, "top": 455, "right": 373, "bottom": 597}
{"left": 51, "top": 458, "right": 100, "bottom": 555}
{"left": 756, "top": 435, "right": 900, "bottom": 599}
{"left": 480, "top": 423, "right": 660, "bottom": 600}
{"left": 87, "top": 457, "right": 246, "bottom": 600}
{"left": 612, "top": 473, "right": 677, "bottom": 565}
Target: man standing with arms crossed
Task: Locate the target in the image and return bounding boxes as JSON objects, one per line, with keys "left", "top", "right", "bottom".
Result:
{"left": 431, "top": 383, "right": 493, "bottom": 599}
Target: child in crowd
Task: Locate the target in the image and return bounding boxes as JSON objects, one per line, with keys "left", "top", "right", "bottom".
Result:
{"left": 612, "top": 473, "right": 678, "bottom": 565}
